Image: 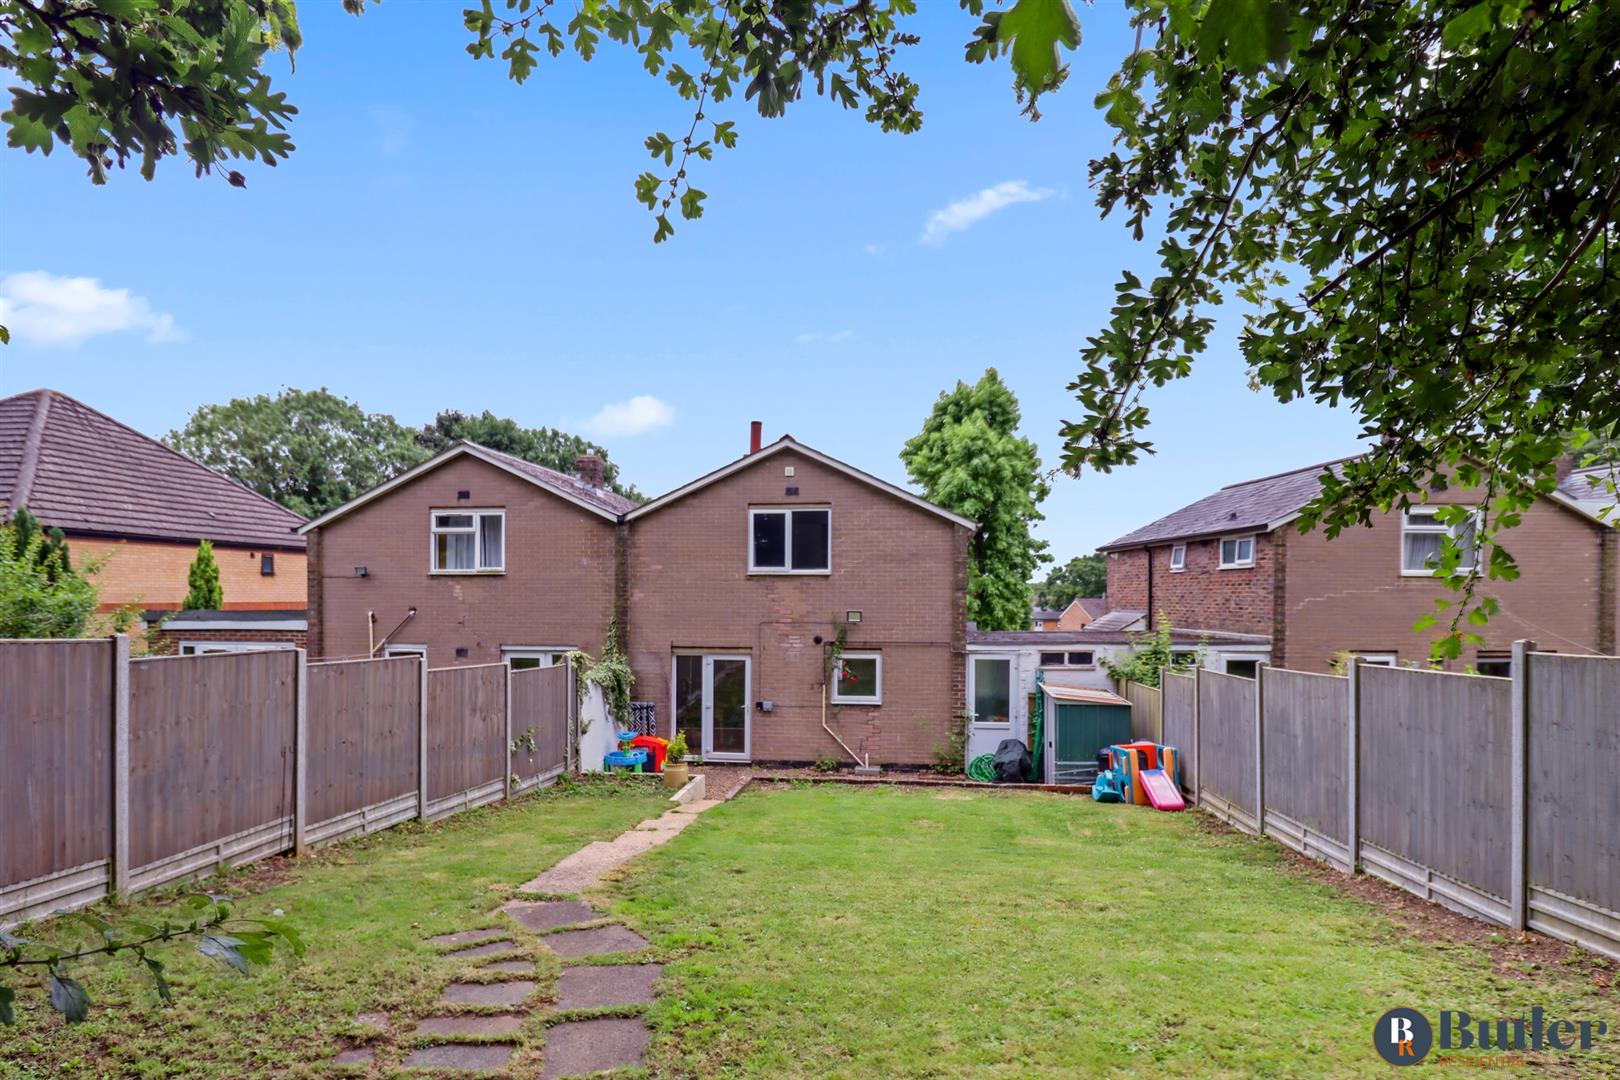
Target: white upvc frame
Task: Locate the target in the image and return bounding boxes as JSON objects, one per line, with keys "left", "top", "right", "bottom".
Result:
{"left": 746, "top": 505, "right": 832, "bottom": 575}
{"left": 1169, "top": 544, "right": 1187, "bottom": 572}
{"left": 178, "top": 640, "right": 297, "bottom": 655}
{"left": 1218, "top": 534, "right": 1256, "bottom": 569}
{"left": 1399, "top": 506, "right": 1479, "bottom": 576}
{"left": 383, "top": 643, "right": 427, "bottom": 660}
{"left": 1037, "top": 649, "right": 1097, "bottom": 669}
{"left": 502, "top": 645, "right": 575, "bottom": 669}
{"left": 966, "top": 653, "right": 1016, "bottom": 730}
{"left": 1352, "top": 652, "right": 1397, "bottom": 667}
{"left": 831, "top": 651, "right": 883, "bottom": 705}
{"left": 669, "top": 652, "right": 752, "bottom": 761}
{"left": 429, "top": 508, "right": 505, "bottom": 574}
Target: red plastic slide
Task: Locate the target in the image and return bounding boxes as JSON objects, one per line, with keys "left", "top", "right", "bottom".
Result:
{"left": 1139, "top": 769, "right": 1186, "bottom": 811}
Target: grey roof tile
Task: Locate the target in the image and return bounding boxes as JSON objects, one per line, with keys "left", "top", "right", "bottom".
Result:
{"left": 1100, "top": 458, "right": 1354, "bottom": 550}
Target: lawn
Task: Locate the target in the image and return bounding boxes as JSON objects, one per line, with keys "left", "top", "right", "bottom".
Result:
{"left": 612, "top": 783, "right": 1620, "bottom": 1079}
{"left": 1, "top": 777, "right": 669, "bottom": 1078}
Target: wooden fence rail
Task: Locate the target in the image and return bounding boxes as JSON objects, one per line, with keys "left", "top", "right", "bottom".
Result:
{"left": 1159, "top": 645, "right": 1620, "bottom": 961}
{"left": 0, "top": 639, "right": 572, "bottom": 926}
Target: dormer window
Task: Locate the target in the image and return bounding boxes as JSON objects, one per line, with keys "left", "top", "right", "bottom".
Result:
{"left": 431, "top": 509, "right": 504, "bottom": 573}
{"left": 749, "top": 507, "right": 830, "bottom": 574}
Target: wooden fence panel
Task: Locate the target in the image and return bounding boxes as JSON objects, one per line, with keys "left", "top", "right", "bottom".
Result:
{"left": 1262, "top": 668, "right": 1348, "bottom": 844}
{"left": 1199, "top": 670, "right": 1257, "bottom": 820}
{"left": 306, "top": 658, "right": 421, "bottom": 836}
{"left": 1359, "top": 664, "right": 1511, "bottom": 903}
{"left": 1162, "top": 672, "right": 1195, "bottom": 786}
{"left": 0, "top": 640, "right": 113, "bottom": 902}
{"left": 427, "top": 664, "right": 507, "bottom": 807}
{"left": 1527, "top": 654, "right": 1620, "bottom": 920}
{"left": 128, "top": 651, "right": 297, "bottom": 880}
{"left": 511, "top": 665, "right": 569, "bottom": 786}
{"left": 1118, "top": 680, "right": 1163, "bottom": 743}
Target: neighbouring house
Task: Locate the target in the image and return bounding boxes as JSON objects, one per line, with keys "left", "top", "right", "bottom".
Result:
{"left": 1030, "top": 606, "right": 1064, "bottom": 630}
{"left": 0, "top": 389, "right": 307, "bottom": 647}
{"left": 964, "top": 626, "right": 1268, "bottom": 762}
{"left": 300, "top": 426, "right": 973, "bottom": 768}
{"left": 1100, "top": 457, "right": 1618, "bottom": 673}
{"left": 1032, "top": 597, "right": 1107, "bottom": 631}
{"left": 143, "top": 609, "right": 309, "bottom": 655}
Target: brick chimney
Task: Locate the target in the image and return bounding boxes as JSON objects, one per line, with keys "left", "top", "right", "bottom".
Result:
{"left": 1554, "top": 453, "right": 1576, "bottom": 484}
{"left": 749, "top": 420, "right": 762, "bottom": 454}
{"left": 575, "top": 454, "right": 605, "bottom": 488}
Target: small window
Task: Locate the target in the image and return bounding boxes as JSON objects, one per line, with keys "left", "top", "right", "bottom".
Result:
{"left": 384, "top": 644, "right": 427, "bottom": 662}
{"left": 1474, "top": 655, "right": 1512, "bottom": 678}
{"left": 831, "top": 652, "right": 881, "bottom": 704}
{"left": 1225, "top": 659, "right": 1260, "bottom": 679}
{"left": 1401, "top": 507, "right": 1478, "bottom": 575}
{"left": 1042, "top": 650, "right": 1095, "bottom": 668}
{"left": 1067, "top": 651, "right": 1095, "bottom": 668}
{"left": 260, "top": 553, "right": 275, "bottom": 576}
{"left": 749, "top": 507, "right": 830, "bottom": 573}
{"left": 1170, "top": 544, "right": 1186, "bottom": 572}
{"left": 1354, "top": 652, "right": 1397, "bottom": 667}
{"left": 1218, "top": 535, "right": 1255, "bottom": 568}
{"left": 431, "top": 509, "right": 504, "bottom": 573}
{"left": 503, "top": 646, "right": 573, "bottom": 670}
{"left": 1170, "top": 651, "right": 1197, "bottom": 666}
{"left": 1039, "top": 651, "right": 1066, "bottom": 667}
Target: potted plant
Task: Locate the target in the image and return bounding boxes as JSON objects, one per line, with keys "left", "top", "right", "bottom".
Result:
{"left": 663, "top": 732, "right": 690, "bottom": 790}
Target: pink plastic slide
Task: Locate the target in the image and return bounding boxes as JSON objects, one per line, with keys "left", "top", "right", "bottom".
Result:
{"left": 1139, "top": 769, "right": 1186, "bottom": 811}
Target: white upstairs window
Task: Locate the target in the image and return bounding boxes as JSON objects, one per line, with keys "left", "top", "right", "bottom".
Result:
{"left": 431, "top": 510, "right": 505, "bottom": 573}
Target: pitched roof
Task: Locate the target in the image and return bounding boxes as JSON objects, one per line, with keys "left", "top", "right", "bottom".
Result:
{"left": 0, "top": 389, "right": 306, "bottom": 549}
{"left": 298, "top": 440, "right": 636, "bottom": 532}
{"left": 1031, "top": 606, "right": 1064, "bottom": 622}
{"left": 1066, "top": 596, "right": 1109, "bottom": 619}
{"left": 1085, "top": 609, "right": 1147, "bottom": 632}
{"left": 1100, "top": 458, "right": 1355, "bottom": 550}
{"left": 623, "top": 436, "right": 977, "bottom": 529}
{"left": 1558, "top": 464, "right": 1618, "bottom": 517}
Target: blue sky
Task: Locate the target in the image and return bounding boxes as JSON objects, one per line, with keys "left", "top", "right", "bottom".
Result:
{"left": 0, "top": 2, "right": 1367, "bottom": 563}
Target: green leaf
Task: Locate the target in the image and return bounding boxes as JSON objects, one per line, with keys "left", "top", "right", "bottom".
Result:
{"left": 1441, "top": 2, "right": 1496, "bottom": 50}
{"left": 652, "top": 213, "right": 675, "bottom": 244}
{"left": 994, "top": 0, "right": 1081, "bottom": 96}
{"left": 141, "top": 954, "right": 173, "bottom": 1004}
{"left": 48, "top": 971, "right": 90, "bottom": 1023}
{"left": 199, "top": 933, "right": 251, "bottom": 974}
{"left": 679, "top": 186, "right": 706, "bottom": 221}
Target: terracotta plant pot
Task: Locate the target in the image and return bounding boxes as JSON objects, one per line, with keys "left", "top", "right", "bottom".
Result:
{"left": 663, "top": 761, "right": 690, "bottom": 790}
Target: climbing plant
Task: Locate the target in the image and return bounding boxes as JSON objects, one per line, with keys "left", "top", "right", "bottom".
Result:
{"left": 565, "top": 617, "right": 634, "bottom": 728}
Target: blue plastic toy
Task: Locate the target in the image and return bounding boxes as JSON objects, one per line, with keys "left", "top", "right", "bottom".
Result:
{"left": 604, "top": 748, "right": 649, "bottom": 772}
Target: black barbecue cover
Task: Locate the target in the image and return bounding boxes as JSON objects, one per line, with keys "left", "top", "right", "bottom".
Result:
{"left": 993, "top": 738, "right": 1033, "bottom": 784}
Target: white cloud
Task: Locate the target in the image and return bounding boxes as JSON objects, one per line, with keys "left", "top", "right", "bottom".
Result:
{"left": 795, "top": 329, "right": 855, "bottom": 345}
{"left": 920, "top": 180, "right": 1055, "bottom": 246}
{"left": 0, "top": 270, "right": 183, "bottom": 347}
{"left": 582, "top": 395, "right": 675, "bottom": 437}
{"left": 864, "top": 243, "right": 886, "bottom": 257}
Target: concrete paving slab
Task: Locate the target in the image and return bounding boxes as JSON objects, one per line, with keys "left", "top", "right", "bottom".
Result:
{"left": 634, "top": 811, "right": 699, "bottom": 832}
{"left": 503, "top": 899, "right": 599, "bottom": 932}
{"left": 554, "top": 964, "right": 662, "bottom": 1010}
{"left": 671, "top": 798, "right": 725, "bottom": 815}
{"left": 444, "top": 939, "right": 519, "bottom": 960}
{"left": 540, "top": 1017, "right": 650, "bottom": 1079}
{"left": 354, "top": 1011, "right": 389, "bottom": 1032}
{"left": 439, "top": 980, "right": 538, "bottom": 1007}
{"left": 412, "top": 1014, "right": 526, "bottom": 1037}
{"left": 330, "top": 1047, "right": 373, "bottom": 1066}
{"left": 519, "top": 830, "right": 666, "bottom": 894}
{"left": 541, "top": 925, "right": 650, "bottom": 958}
{"left": 402, "top": 1043, "right": 516, "bottom": 1070}
{"left": 478, "top": 959, "right": 535, "bottom": 975}
{"left": 427, "top": 928, "right": 507, "bottom": 946}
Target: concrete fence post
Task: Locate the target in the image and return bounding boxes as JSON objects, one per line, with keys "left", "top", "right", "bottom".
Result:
{"left": 293, "top": 649, "right": 308, "bottom": 857}
{"left": 503, "top": 663, "right": 514, "bottom": 802}
{"left": 1509, "top": 638, "right": 1536, "bottom": 931}
{"left": 567, "top": 659, "right": 578, "bottom": 775}
{"left": 111, "top": 634, "right": 131, "bottom": 897}
{"left": 1346, "top": 659, "right": 1362, "bottom": 874}
{"left": 417, "top": 657, "right": 430, "bottom": 822}
{"left": 1254, "top": 663, "right": 1266, "bottom": 838}
{"left": 1191, "top": 664, "right": 1203, "bottom": 805}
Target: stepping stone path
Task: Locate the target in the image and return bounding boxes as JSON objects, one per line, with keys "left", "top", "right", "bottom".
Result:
{"left": 330, "top": 788, "right": 727, "bottom": 1075}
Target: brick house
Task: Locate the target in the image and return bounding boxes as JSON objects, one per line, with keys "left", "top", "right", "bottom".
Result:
{"left": 301, "top": 430, "right": 973, "bottom": 767}
{"left": 1100, "top": 458, "right": 1618, "bottom": 673}
{"left": 0, "top": 389, "right": 307, "bottom": 647}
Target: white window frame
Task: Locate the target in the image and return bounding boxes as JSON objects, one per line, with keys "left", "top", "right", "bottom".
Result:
{"left": 747, "top": 505, "right": 832, "bottom": 575}
{"left": 831, "top": 651, "right": 882, "bottom": 705}
{"left": 1353, "top": 652, "right": 1397, "bottom": 667}
{"left": 178, "top": 640, "right": 296, "bottom": 656}
{"left": 1218, "top": 535, "right": 1255, "bottom": 569}
{"left": 1169, "top": 544, "right": 1187, "bottom": 572}
{"left": 384, "top": 643, "right": 427, "bottom": 661}
{"left": 1400, "top": 507, "right": 1479, "bottom": 577}
{"left": 502, "top": 645, "right": 574, "bottom": 669}
{"left": 1038, "top": 650, "right": 1096, "bottom": 669}
{"left": 429, "top": 508, "right": 505, "bottom": 574}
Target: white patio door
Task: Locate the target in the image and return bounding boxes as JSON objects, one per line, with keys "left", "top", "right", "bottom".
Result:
{"left": 965, "top": 653, "right": 1022, "bottom": 765}
{"left": 673, "top": 654, "right": 751, "bottom": 761}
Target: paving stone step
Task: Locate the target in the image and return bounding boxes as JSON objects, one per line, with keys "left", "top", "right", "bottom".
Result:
{"left": 671, "top": 798, "right": 724, "bottom": 815}
{"left": 444, "top": 939, "right": 519, "bottom": 960}
{"left": 554, "top": 963, "right": 662, "bottom": 1010}
{"left": 439, "top": 980, "right": 538, "bottom": 1007}
{"left": 542, "top": 925, "right": 650, "bottom": 959}
{"left": 540, "top": 1017, "right": 650, "bottom": 1080}
{"left": 504, "top": 899, "right": 598, "bottom": 932}
{"left": 413, "top": 1014, "right": 526, "bottom": 1037}
{"left": 427, "top": 928, "right": 507, "bottom": 946}
{"left": 354, "top": 1011, "right": 389, "bottom": 1032}
{"left": 478, "top": 958, "right": 535, "bottom": 975}
{"left": 402, "top": 1043, "right": 516, "bottom": 1071}
{"left": 330, "top": 1047, "right": 374, "bottom": 1067}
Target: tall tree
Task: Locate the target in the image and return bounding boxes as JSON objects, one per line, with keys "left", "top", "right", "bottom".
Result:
{"left": 902, "top": 370, "right": 1049, "bottom": 631}
{"left": 183, "top": 540, "right": 223, "bottom": 610}
{"left": 417, "top": 411, "right": 642, "bottom": 501}
{"left": 4, "top": 507, "right": 72, "bottom": 582}
{"left": 166, "top": 388, "right": 428, "bottom": 518}
{"left": 1033, "top": 553, "right": 1106, "bottom": 611}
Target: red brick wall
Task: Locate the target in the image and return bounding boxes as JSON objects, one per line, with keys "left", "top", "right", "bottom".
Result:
{"left": 1104, "top": 534, "right": 1277, "bottom": 636}
{"left": 307, "top": 456, "right": 618, "bottom": 664}
{"left": 70, "top": 535, "right": 306, "bottom": 611}
{"left": 145, "top": 626, "right": 308, "bottom": 656}
{"left": 624, "top": 449, "right": 969, "bottom": 766}
{"left": 1282, "top": 496, "right": 1610, "bottom": 671}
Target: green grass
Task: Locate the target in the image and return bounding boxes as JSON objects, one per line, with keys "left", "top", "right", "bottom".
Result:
{"left": 613, "top": 784, "right": 1620, "bottom": 1079}
{"left": 2, "top": 777, "right": 669, "bottom": 1078}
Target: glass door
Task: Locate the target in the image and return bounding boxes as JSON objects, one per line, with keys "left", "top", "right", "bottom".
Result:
{"left": 671, "top": 654, "right": 751, "bottom": 761}
{"left": 965, "top": 654, "right": 1020, "bottom": 766}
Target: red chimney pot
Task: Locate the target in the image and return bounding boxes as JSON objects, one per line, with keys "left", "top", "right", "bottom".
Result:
{"left": 749, "top": 420, "right": 763, "bottom": 454}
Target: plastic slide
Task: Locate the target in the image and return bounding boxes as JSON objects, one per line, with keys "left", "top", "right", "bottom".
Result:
{"left": 1139, "top": 768, "right": 1186, "bottom": 811}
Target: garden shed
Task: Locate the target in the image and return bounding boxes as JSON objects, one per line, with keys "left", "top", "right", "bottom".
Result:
{"left": 1038, "top": 683, "right": 1134, "bottom": 785}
